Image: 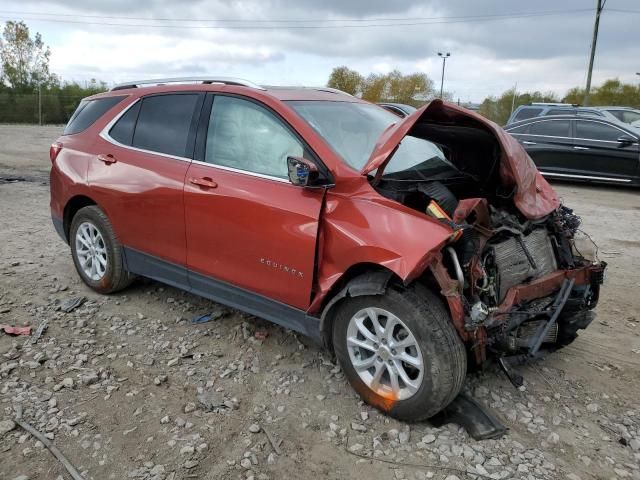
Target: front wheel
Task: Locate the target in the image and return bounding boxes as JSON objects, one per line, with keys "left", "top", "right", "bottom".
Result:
{"left": 332, "top": 285, "right": 466, "bottom": 421}
{"left": 70, "top": 205, "right": 134, "bottom": 294}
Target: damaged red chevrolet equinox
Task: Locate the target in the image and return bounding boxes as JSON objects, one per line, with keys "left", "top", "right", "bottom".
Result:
{"left": 50, "top": 77, "right": 606, "bottom": 421}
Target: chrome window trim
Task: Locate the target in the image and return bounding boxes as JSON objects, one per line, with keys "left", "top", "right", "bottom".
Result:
{"left": 508, "top": 117, "right": 638, "bottom": 144}
{"left": 99, "top": 98, "right": 192, "bottom": 163}
{"left": 190, "top": 159, "right": 291, "bottom": 184}
{"left": 540, "top": 171, "right": 632, "bottom": 183}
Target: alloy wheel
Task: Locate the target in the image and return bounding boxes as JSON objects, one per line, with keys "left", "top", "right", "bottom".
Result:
{"left": 346, "top": 307, "right": 424, "bottom": 401}
{"left": 75, "top": 221, "right": 108, "bottom": 281}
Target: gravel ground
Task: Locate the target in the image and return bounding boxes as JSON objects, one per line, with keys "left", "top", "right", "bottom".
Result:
{"left": 0, "top": 124, "right": 639, "bottom": 480}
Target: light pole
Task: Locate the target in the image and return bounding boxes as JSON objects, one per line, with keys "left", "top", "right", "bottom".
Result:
{"left": 438, "top": 52, "right": 450, "bottom": 99}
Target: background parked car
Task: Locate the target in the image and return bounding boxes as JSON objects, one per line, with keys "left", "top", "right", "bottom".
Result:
{"left": 505, "top": 114, "right": 640, "bottom": 186}
{"left": 377, "top": 102, "right": 417, "bottom": 117}
{"left": 507, "top": 102, "right": 640, "bottom": 129}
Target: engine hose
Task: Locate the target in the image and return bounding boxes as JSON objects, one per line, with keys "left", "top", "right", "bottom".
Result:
{"left": 446, "top": 247, "right": 464, "bottom": 293}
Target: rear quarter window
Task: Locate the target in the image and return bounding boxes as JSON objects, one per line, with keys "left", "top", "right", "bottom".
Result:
{"left": 513, "top": 108, "right": 543, "bottom": 122}
{"left": 64, "top": 96, "right": 125, "bottom": 135}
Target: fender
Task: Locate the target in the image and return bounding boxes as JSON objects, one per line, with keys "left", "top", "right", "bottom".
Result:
{"left": 308, "top": 188, "right": 454, "bottom": 315}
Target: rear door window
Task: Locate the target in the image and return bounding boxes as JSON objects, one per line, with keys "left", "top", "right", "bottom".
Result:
{"left": 513, "top": 108, "right": 543, "bottom": 122}
{"left": 528, "top": 119, "right": 571, "bottom": 137}
{"left": 64, "top": 96, "right": 125, "bottom": 135}
{"left": 132, "top": 94, "right": 201, "bottom": 157}
{"left": 576, "top": 120, "right": 624, "bottom": 142}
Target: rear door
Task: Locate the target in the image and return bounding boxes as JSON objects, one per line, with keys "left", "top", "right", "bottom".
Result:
{"left": 573, "top": 119, "right": 640, "bottom": 182}
{"left": 90, "top": 92, "right": 204, "bottom": 285}
{"left": 183, "top": 94, "right": 325, "bottom": 310}
{"left": 510, "top": 118, "right": 574, "bottom": 174}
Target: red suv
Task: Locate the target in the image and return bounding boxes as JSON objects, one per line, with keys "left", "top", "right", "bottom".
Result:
{"left": 50, "top": 77, "right": 606, "bottom": 421}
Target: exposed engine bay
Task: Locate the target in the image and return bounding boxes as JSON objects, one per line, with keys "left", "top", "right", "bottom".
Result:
{"left": 372, "top": 120, "right": 607, "bottom": 383}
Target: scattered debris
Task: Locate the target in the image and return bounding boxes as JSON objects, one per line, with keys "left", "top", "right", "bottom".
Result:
{"left": 262, "top": 426, "right": 282, "bottom": 455}
{"left": 13, "top": 405, "right": 86, "bottom": 480}
{"left": 0, "top": 324, "right": 31, "bottom": 336}
{"left": 197, "top": 391, "right": 226, "bottom": 411}
{"left": 191, "top": 309, "right": 226, "bottom": 324}
{"left": 59, "top": 296, "right": 86, "bottom": 313}
{"left": 31, "top": 319, "right": 48, "bottom": 344}
{"left": 254, "top": 330, "right": 268, "bottom": 340}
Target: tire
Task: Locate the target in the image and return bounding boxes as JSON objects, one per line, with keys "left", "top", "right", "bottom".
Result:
{"left": 332, "top": 284, "right": 466, "bottom": 421}
{"left": 69, "top": 205, "right": 134, "bottom": 294}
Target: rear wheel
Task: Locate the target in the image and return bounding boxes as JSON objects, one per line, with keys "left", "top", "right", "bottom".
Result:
{"left": 70, "top": 206, "right": 134, "bottom": 294}
{"left": 332, "top": 285, "right": 466, "bottom": 421}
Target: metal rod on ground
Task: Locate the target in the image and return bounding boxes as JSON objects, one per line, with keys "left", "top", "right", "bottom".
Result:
{"left": 14, "top": 405, "right": 86, "bottom": 480}
{"left": 583, "top": 0, "right": 606, "bottom": 106}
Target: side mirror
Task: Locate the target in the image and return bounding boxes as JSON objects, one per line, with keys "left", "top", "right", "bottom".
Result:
{"left": 617, "top": 134, "right": 638, "bottom": 146}
{"left": 287, "top": 156, "right": 319, "bottom": 187}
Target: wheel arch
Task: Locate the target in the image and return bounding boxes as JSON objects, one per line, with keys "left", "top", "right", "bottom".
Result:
{"left": 63, "top": 195, "right": 98, "bottom": 242}
{"left": 318, "top": 259, "right": 462, "bottom": 350}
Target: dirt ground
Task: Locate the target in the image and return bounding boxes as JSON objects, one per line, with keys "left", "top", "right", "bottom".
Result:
{"left": 0, "top": 124, "right": 639, "bottom": 480}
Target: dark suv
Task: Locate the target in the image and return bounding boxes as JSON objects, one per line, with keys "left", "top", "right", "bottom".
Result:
{"left": 507, "top": 103, "right": 640, "bottom": 128}
{"left": 49, "top": 77, "right": 606, "bottom": 421}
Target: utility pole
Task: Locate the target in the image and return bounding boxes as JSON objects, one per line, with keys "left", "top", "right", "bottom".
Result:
{"left": 438, "top": 52, "right": 450, "bottom": 98}
{"left": 511, "top": 82, "right": 518, "bottom": 114}
{"left": 583, "top": 0, "right": 606, "bottom": 106}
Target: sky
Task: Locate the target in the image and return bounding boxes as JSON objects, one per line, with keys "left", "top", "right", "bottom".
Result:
{"left": 1, "top": 0, "right": 639, "bottom": 102}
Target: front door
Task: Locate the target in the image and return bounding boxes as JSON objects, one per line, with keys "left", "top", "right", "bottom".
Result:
{"left": 573, "top": 119, "right": 640, "bottom": 182}
{"left": 516, "top": 118, "right": 574, "bottom": 175}
{"left": 184, "top": 94, "right": 324, "bottom": 309}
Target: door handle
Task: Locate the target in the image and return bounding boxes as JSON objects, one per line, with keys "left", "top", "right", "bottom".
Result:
{"left": 189, "top": 177, "right": 218, "bottom": 189}
{"left": 97, "top": 153, "right": 117, "bottom": 164}
{"left": 522, "top": 140, "right": 537, "bottom": 145}
{"left": 573, "top": 146, "right": 589, "bottom": 150}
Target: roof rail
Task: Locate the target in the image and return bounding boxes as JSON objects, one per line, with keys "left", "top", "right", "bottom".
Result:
{"left": 530, "top": 102, "right": 579, "bottom": 107}
{"left": 111, "top": 76, "right": 265, "bottom": 91}
{"left": 262, "top": 85, "right": 353, "bottom": 97}
{"left": 312, "top": 87, "right": 354, "bottom": 97}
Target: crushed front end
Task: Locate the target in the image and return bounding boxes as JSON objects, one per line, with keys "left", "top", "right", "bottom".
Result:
{"left": 445, "top": 200, "right": 606, "bottom": 384}
{"left": 367, "top": 100, "right": 607, "bottom": 382}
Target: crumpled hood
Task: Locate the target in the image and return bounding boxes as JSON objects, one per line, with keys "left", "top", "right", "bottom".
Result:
{"left": 361, "top": 99, "right": 560, "bottom": 220}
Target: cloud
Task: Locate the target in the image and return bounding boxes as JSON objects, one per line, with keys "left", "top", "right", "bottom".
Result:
{"left": 6, "top": 0, "right": 640, "bottom": 100}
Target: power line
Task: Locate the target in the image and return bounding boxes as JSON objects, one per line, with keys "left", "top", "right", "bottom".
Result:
{"left": 0, "top": 9, "right": 597, "bottom": 30}
{"left": 0, "top": 8, "right": 595, "bottom": 24}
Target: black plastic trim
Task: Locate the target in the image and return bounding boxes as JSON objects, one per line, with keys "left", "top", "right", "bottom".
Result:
{"left": 51, "top": 215, "right": 67, "bottom": 243}
{"left": 122, "top": 247, "right": 322, "bottom": 342}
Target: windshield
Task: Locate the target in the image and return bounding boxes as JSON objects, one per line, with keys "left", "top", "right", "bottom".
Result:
{"left": 287, "top": 100, "right": 453, "bottom": 175}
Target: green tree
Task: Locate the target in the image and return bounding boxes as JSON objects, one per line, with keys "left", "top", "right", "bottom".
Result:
{"left": 386, "top": 71, "right": 434, "bottom": 104}
{"left": 563, "top": 79, "right": 640, "bottom": 107}
{"left": 327, "top": 66, "right": 363, "bottom": 96}
{"left": 361, "top": 73, "right": 387, "bottom": 102}
{"left": 0, "top": 21, "right": 56, "bottom": 92}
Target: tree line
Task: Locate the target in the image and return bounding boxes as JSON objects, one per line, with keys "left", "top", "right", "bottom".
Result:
{"left": 327, "top": 66, "right": 448, "bottom": 105}
{"left": 0, "top": 21, "right": 106, "bottom": 124}
{"left": 478, "top": 79, "right": 640, "bottom": 125}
